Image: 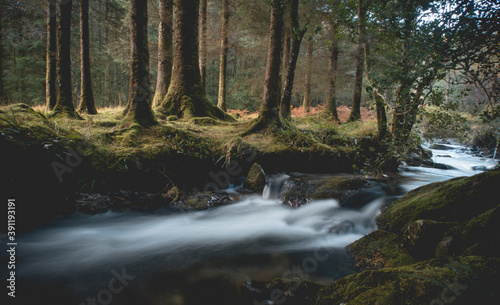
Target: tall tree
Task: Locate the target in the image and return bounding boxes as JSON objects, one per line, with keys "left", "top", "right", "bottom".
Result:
{"left": 217, "top": 0, "right": 230, "bottom": 112}
{"left": 280, "top": 0, "right": 307, "bottom": 119}
{"left": 53, "top": 0, "right": 78, "bottom": 117}
{"left": 347, "top": 0, "right": 365, "bottom": 122}
{"left": 324, "top": 0, "right": 341, "bottom": 121}
{"left": 152, "top": 0, "right": 173, "bottom": 107}
{"left": 155, "top": 0, "right": 229, "bottom": 119}
{"left": 123, "top": 0, "right": 156, "bottom": 126}
{"left": 199, "top": 0, "right": 207, "bottom": 94}
{"left": 78, "top": 0, "right": 97, "bottom": 114}
{"left": 244, "top": 0, "right": 285, "bottom": 134}
{"left": 45, "top": 0, "right": 57, "bottom": 110}
{"left": 302, "top": 39, "right": 313, "bottom": 113}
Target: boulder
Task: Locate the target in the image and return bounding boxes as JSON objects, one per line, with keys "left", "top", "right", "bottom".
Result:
{"left": 403, "top": 220, "right": 457, "bottom": 260}
{"left": 243, "top": 163, "right": 267, "bottom": 193}
{"left": 243, "top": 278, "right": 323, "bottom": 305}
{"left": 376, "top": 168, "right": 500, "bottom": 234}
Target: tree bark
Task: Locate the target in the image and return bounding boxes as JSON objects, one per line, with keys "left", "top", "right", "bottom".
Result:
{"left": 244, "top": 0, "right": 285, "bottom": 134}
{"left": 152, "top": 0, "right": 173, "bottom": 107}
{"left": 199, "top": 0, "right": 207, "bottom": 95}
{"left": 280, "top": 0, "right": 306, "bottom": 120}
{"left": 325, "top": 17, "right": 340, "bottom": 121}
{"left": 53, "top": 0, "right": 78, "bottom": 117}
{"left": 123, "top": 0, "right": 156, "bottom": 126}
{"left": 156, "top": 0, "right": 229, "bottom": 120}
{"left": 217, "top": 0, "right": 230, "bottom": 112}
{"left": 281, "top": 0, "right": 291, "bottom": 93}
{"left": 303, "top": 39, "right": 313, "bottom": 112}
{"left": 347, "top": 0, "right": 365, "bottom": 122}
{"left": 78, "top": 0, "right": 97, "bottom": 114}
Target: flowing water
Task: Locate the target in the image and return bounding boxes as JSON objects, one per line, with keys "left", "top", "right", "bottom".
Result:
{"left": 1, "top": 144, "right": 497, "bottom": 305}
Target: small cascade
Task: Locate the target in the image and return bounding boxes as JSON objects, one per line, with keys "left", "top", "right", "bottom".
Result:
{"left": 262, "top": 173, "right": 290, "bottom": 199}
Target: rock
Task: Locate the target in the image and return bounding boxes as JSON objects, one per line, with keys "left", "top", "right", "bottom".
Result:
{"left": 244, "top": 278, "right": 323, "bottom": 305}
{"left": 347, "top": 230, "right": 415, "bottom": 271}
{"left": 430, "top": 143, "right": 455, "bottom": 150}
{"left": 376, "top": 168, "right": 500, "bottom": 234}
{"left": 404, "top": 145, "right": 433, "bottom": 166}
{"left": 280, "top": 175, "right": 371, "bottom": 207}
{"left": 179, "top": 191, "right": 240, "bottom": 210}
{"left": 437, "top": 154, "right": 452, "bottom": 157}
{"left": 436, "top": 204, "right": 500, "bottom": 258}
{"left": 315, "top": 256, "right": 500, "bottom": 305}
{"left": 243, "top": 163, "right": 267, "bottom": 193}
{"left": 403, "top": 220, "right": 457, "bottom": 260}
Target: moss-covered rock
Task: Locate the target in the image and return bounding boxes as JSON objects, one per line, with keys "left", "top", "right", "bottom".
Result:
{"left": 315, "top": 256, "right": 500, "bottom": 305}
{"left": 403, "top": 220, "right": 458, "bottom": 260}
{"left": 243, "top": 163, "right": 267, "bottom": 193}
{"left": 347, "top": 230, "right": 415, "bottom": 271}
{"left": 376, "top": 168, "right": 500, "bottom": 234}
{"left": 436, "top": 205, "right": 500, "bottom": 258}
{"left": 244, "top": 278, "right": 324, "bottom": 305}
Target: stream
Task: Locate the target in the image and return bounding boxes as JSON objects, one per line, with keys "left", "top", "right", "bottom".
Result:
{"left": 1, "top": 144, "right": 497, "bottom": 305}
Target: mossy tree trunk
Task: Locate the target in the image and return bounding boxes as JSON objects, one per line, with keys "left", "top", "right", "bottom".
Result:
{"left": 244, "top": 0, "right": 285, "bottom": 134}
{"left": 123, "top": 0, "right": 156, "bottom": 126}
{"left": 198, "top": 0, "right": 207, "bottom": 95}
{"left": 45, "top": 0, "right": 57, "bottom": 110}
{"left": 78, "top": 0, "right": 97, "bottom": 114}
{"left": 152, "top": 0, "right": 173, "bottom": 108}
{"left": 280, "top": 0, "right": 291, "bottom": 93}
{"left": 156, "top": 0, "right": 229, "bottom": 120}
{"left": 325, "top": 9, "right": 340, "bottom": 121}
{"left": 303, "top": 39, "right": 313, "bottom": 113}
{"left": 347, "top": 0, "right": 365, "bottom": 122}
{"left": 280, "top": 0, "right": 306, "bottom": 120}
{"left": 217, "top": 0, "right": 229, "bottom": 112}
{"left": 360, "top": 26, "right": 387, "bottom": 138}
{"left": 53, "top": 0, "right": 78, "bottom": 117}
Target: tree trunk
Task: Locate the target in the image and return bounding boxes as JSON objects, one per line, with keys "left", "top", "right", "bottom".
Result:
{"left": 156, "top": 0, "right": 229, "bottom": 120}
{"left": 303, "top": 39, "right": 313, "bottom": 112}
{"left": 217, "top": 0, "right": 230, "bottom": 112}
{"left": 281, "top": 0, "right": 291, "bottom": 93}
{"left": 244, "top": 0, "right": 285, "bottom": 134}
{"left": 199, "top": 0, "right": 207, "bottom": 95}
{"left": 78, "top": 0, "right": 97, "bottom": 114}
{"left": 152, "top": 0, "right": 173, "bottom": 107}
{"left": 325, "top": 18, "right": 340, "bottom": 121}
{"left": 358, "top": 1, "right": 387, "bottom": 137}
{"left": 53, "top": 0, "right": 78, "bottom": 117}
{"left": 347, "top": 0, "right": 365, "bottom": 122}
{"left": 123, "top": 0, "right": 156, "bottom": 126}
{"left": 280, "top": 0, "right": 305, "bottom": 120}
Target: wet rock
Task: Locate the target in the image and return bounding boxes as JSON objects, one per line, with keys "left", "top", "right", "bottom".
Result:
{"left": 315, "top": 256, "right": 500, "bottom": 305}
{"left": 422, "top": 161, "right": 456, "bottom": 170}
{"left": 404, "top": 145, "right": 433, "bottom": 166}
{"left": 280, "top": 175, "right": 371, "bottom": 207}
{"left": 179, "top": 191, "right": 241, "bottom": 210}
{"left": 243, "top": 163, "right": 267, "bottom": 193}
{"left": 403, "top": 220, "right": 457, "bottom": 260}
{"left": 243, "top": 278, "right": 323, "bottom": 305}
{"left": 328, "top": 220, "right": 355, "bottom": 234}
{"left": 430, "top": 143, "right": 455, "bottom": 150}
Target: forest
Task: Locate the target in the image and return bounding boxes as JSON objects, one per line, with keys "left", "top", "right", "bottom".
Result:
{"left": 0, "top": 0, "right": 499, "bottom": 305}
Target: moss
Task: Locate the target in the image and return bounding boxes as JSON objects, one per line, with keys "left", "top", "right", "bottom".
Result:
{"left": 312, "top": 176, "right": 368, "bottom": 200}
{"left": 376, "top": 169, "right": 500, "bottom": 233}
{"left": 437, "top": 205, "right": 500, "bottom": 258}
{"left": 166, "top": 115, "right": 178, "bottom": 121}
{"left": 347, "top": 230, "right": 415, "bottom": 271}
{"left": 315, "top": 256, "right": 500, "bottom": 305}
{"left": 243, "top": 163, "right": 267, "bottom": 193}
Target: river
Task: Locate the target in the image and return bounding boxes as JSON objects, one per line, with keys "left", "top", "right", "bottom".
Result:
{"left": 2, "top": 144, "right": 497, "bottom": 305}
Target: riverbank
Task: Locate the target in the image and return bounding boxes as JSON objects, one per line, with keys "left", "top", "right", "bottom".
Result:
{"left": 1, "top": 103, "right": 397, "bottom": 229}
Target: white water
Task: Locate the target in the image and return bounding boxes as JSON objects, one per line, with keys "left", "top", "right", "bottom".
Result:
{"left": 400, "top": 144, "right": 497, "bottom": 191}
{"left": 19, "top": 196, "right": 383, "bottom": 276}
